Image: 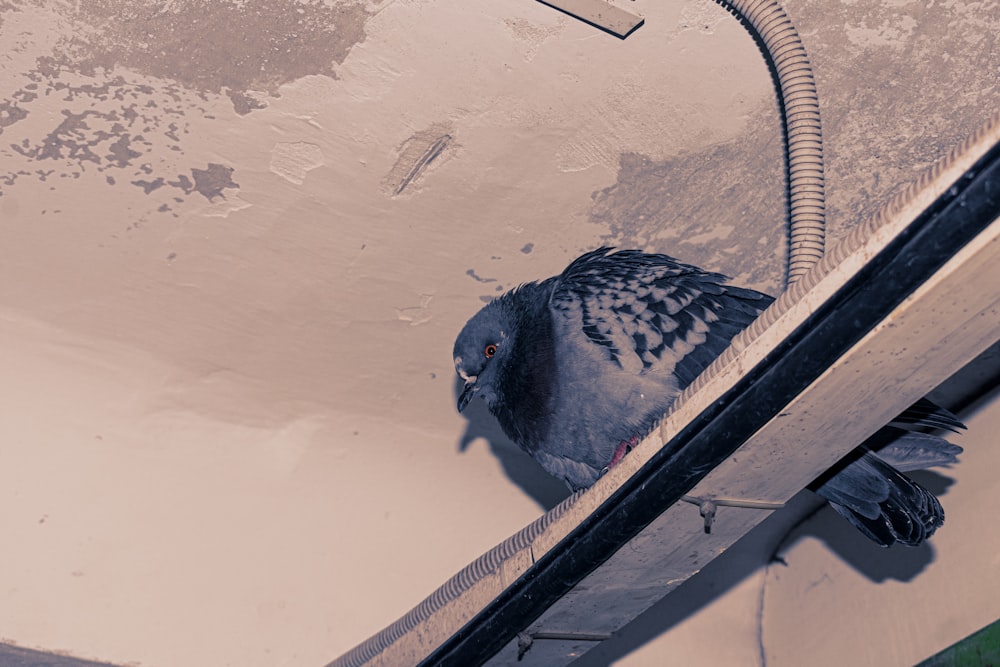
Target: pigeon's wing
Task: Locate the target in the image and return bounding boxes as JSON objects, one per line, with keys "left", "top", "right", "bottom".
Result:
{"left": 861, "top": 399, "right": 964, "bottom": 472}
{"left": 864, "top": 428, "right": 963, "bottom": 472}
{"left": 548, "top": 247, "right": 774, "bottom": 387}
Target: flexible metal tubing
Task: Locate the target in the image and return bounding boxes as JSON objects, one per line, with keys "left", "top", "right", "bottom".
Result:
{"left": 681, "top": 109, "right": 1000, "bottom": 401}
{"left": 715, "top": 0, "right": 826, "bottom": 286}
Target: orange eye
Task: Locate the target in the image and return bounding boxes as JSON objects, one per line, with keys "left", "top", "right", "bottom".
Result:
{"left": 484, "top": 344, "right": 497, "bottom": 358}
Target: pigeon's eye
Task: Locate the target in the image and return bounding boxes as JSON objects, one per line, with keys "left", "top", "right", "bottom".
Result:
{"left": 484, "top": 343, "right": 497, "bottom": 358}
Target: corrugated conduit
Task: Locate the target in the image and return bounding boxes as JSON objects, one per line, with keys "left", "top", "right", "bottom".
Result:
{"left": 714, "top": 0, "right": 826, "bottom": 285}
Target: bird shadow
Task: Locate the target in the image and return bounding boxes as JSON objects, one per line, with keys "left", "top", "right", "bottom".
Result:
{"left": 573, "top": 472, "right": 956, "bottom": 666}
{"left": 454, "top": 376, "right": 572, "bottom": 510}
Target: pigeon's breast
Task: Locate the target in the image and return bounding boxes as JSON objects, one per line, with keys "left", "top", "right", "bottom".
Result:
{"left": 534, "top": 317, "right": 682, "bottom": 482}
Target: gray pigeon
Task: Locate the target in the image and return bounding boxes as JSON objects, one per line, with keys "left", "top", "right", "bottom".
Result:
{"left": 453, "top": 247, "right": 963, "bottom": 546}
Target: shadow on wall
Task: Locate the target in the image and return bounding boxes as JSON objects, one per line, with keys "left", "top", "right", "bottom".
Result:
{"left": 573, "top": 475, "right": 954, "bottom": 665}
{"left": 453, "top": 376, "right": 572, "bottom": 511}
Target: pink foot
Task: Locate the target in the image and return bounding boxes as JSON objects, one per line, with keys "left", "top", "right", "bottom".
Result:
{"left": 608, "top": 435, "right": 640, "bottom": 468}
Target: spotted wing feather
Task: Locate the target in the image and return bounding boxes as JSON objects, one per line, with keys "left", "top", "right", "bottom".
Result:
{"left": 550, "top": 247, "right": 773, "bottom": 387}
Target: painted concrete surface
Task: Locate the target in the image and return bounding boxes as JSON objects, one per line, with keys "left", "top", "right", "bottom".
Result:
{"left": 0, "top": 0, "right": 997, "bottom": 665}
{"left": 573, "top": 371, "right": 1000, "bottom": 667}
{"left": 761, "top": 390, "right": 1000, "bottom": 667}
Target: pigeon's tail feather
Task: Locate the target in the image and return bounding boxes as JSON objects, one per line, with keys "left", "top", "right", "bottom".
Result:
{"left": 889, "top": 398, "right": 966, "bottom": 433}
{"left": 813, "top": 451, "right": 944, "bottom": 547}
{"left": 810, "top": 399, "right": 963, "bottom": 547}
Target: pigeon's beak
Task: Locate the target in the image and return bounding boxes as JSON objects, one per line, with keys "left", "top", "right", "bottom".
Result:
{"left": 457, "top": 379, "right": 478, "bottom": 412}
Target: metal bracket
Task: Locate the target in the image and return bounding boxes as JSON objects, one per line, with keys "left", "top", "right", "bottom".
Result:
{"left": 681, "top": 495, "right": 786, "bottom": 533}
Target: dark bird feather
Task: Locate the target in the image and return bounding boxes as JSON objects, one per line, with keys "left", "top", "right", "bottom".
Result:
{"left": 453, "top": 248, "right": 964, "bottom": 546}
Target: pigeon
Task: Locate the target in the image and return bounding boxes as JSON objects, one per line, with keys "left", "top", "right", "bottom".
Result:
{"left": 453, "top": 247, "right": 964, "bottom": 546}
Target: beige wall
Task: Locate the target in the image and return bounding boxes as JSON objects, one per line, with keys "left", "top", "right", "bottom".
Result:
{"left": 0, "top": 0, "right": 996, "bottom": 665}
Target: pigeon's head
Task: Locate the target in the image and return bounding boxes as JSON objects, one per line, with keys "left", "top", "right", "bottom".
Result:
{"left": 453, "top": 301, "right": 514, "bottom": 413}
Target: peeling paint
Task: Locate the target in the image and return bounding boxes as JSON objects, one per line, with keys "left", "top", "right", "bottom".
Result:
{"left": 125, "top": 163, "right": 238, "bottom": 201}
{"left": 384, "top": 123, "right": 455, "bottom": 196}
{"left": 844, "top": 15, "right": 918, "bottom": 48}
{"left": 45, "top": 0, "right": 370, "bottom": 114}
{"left": 270, "top": 141, "right": 325, "bottom": 185}
{"left": 503, "top": 16, "right": 566, "bottom": 62}
{"left": 0, "top": 0, "right": 369, "bottom": 210}
{"left": 589, "top": 104, "right": 786, "bottom": 295}
{"left": 396, "top": 294, "right": 434, "bottom": 326}
{"left": 0, "top": 99, "right": 28, "bottom": 130}
{"left": 201, "top": 192, "right": 252, "bottom": 218}
{"left": 190, "top": 163, "right": 239, "bottom": 201}
{"left": 0, "top": 66, "right": 216, "bottom": 203}
{"left": 466, "top": 268, "right": 497, "bottom": 284}
{"left": 783, "top": 0, "right": 999, "bottom": 235}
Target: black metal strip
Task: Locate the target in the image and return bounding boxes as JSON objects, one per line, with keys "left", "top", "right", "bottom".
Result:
{"left": 419, "top": 138, "right": 1000, "bottom": 667}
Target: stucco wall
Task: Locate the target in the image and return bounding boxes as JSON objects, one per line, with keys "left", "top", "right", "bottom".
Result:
{"left": 0, "top": 0, "right": 996, "bottom": 665}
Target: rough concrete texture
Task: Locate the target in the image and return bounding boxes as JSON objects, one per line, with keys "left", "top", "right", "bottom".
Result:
{"left": 759, "top": 391, "right": 1000, "bottom": 667}
{"left": 0, "top": 0, "right": 996, "bottom": 665}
